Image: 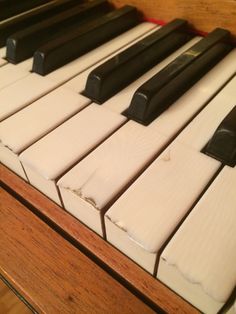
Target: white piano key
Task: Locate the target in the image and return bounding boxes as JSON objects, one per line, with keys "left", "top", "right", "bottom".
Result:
{"left": 105, "top": 143, "right": 220, "bottom": 272}
{"left": 0, "top": 88, "right": 90, "bottom": 180}
{"left": 227, "top": 301, "right": 236, "bottom": 314}
{"left": 0, "top": 63, "right": 30, "bottom": 90}
{"left": 0, "top": 57, "right": 33, "bottom": 90}
{"left": 0, "top": 141, "right": 28, "bottom": 180}
{"left": 176, "top": 75, "right": 236, "bottom": 151}
{"left": 0, "top": 73, "right": 59, "bottom": 121}
{"left": 57, "top": 48, "right": 236, "bottom": 236}
{"left": 102, "top": 37, "right": 201, "bottom": 114}
{"left": 58, "top": 121, "right": 168, "bottom": 235}
{"left": 0, "top": 58, "right": 6, "bottom": 67}
{"left": 46, "top": 22, "right": 157, "bottom": 84}
{"left": 0, "top": 47, "right": 6, "bottom": 58}
{"left": 0, "top": 47, "right": 6, "bottom": 67}
{"left": 158, "top": 166, "right": 236, "bottom": 314}
{"left": 15, "top": 35, "right": 196, "bottom": 204}
{"left": 19, "top": 104, "right": 126, "bottom": 204}
{"left": 0, "top": 23, "right": 157, "bottom": 121}
{"left": 104, "top": 72, "right": 236, "bottom": 274}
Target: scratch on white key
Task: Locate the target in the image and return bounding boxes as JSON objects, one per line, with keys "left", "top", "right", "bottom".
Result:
{"left": 107, "top": 215, "right": 128, "bottom": 232}
{"left": 61, "top": 167, "right": 101, "bottom": 210}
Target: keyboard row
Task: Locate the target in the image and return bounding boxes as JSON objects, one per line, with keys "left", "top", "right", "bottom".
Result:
{"left": 0, "top": 3, "right": 236, "bottom": 313}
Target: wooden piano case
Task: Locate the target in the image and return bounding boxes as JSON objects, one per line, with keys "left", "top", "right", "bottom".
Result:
{"left": 1, "top": 1, "right": 236, "bottom": 313}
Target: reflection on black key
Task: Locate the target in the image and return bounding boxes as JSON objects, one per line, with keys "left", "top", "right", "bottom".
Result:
{"left": 204, "top": 106, "right": 236, "bottom": 167}
{"left": 33, "top": 6, "right": 139, "bottom": 76}
{"left": 6, "top": 0, "right": 111, "bottom": 63}
{"left": 83, "top": 19, "right": 192, "bottom": 103}
{"left": 0, "top": 0, "right": 49, "bottom": 21}
{"left": 0, "top": 0, "right": 85, "bottom": 47}
{"left": 125, "top": 28, "right": 232, "bottom": 125}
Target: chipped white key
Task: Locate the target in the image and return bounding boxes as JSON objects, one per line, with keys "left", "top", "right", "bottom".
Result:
{"left": 158, "top": 166, "right": 236, "bottom": 314}
{"left": 0, "top": 88, "right": 90, "bottom": 180}
{"left": 58, "top": 121, "right": 168, "bottom": 235}
{"left": 20, "top": 105, "right": 125, "bottom": 204}
{"left": 105, "top": 143, "right": 220, "bottom": 272}
{"left": 57, "top": 49, "right": 236, "bottom": 236}
{"left": 17, "top": 36, "right": 198, "bottom": 206}
{"left": 104, "top": 74, "right": 236, "bottom": 273}
{"left": 0, "top": 74, "right": 60, "bottom": 121}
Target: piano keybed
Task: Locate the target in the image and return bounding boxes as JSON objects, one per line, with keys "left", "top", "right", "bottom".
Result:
{"left": 0, "top": 1, "right": 236, "bottom": 313}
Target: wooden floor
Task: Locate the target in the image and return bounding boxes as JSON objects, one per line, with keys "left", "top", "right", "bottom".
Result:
{"left": 0, "top": 280, "right": 31, "bottom": 314}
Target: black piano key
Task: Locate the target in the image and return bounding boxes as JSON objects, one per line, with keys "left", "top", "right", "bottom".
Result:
{"left": 124, "top": 28, "right": 231, "bottom": 125}
{"left": 0, "top": 0, "right": 85, "bottom": 48}
{"left": 83, "top": 19, "right": 192, "bottom": 104}
{"left": 32, "top": 6, "right": 140, "bottom": 76}
{"left": 204, "top": 106, "right": 236, "bottom": 167}
{"left": 0, "top": 0, "right": 50, "bottom": 21}
{"left": 6, "top": 0, "right": 111, "bottom": 63}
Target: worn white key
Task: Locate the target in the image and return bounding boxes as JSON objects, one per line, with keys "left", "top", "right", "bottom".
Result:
{"left": 104, "top": 74, "right": 236, "bottom": 273}
{"left": 0, "top": 88, "right": 90, "bottom": 180}
{"left": 0, "top": 74, "right": 59, "bottom": 121}
{"left": 19, "top": 105, "right": 126, "bottom": 204}
{"left": 57, "top": 49, "right": 236, "bottom": 236}
{"left": 17, "top": 36, "right": 198, "bottom": 206}
{"left": 0, "top": 23, "right": 156, "bottom": 121}
{"left": 158, "top": 166, "right": 236, "bottom": 314}
{"left": 105, "top": 144, "right": 220, "bottom": 272}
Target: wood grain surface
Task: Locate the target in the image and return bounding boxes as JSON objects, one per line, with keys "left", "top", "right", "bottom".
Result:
{"left": 0, "top": 164, "right": 199, "bottom": 314}
{"left": 112, "top": 0, "right": 236, "bottom": 39}
{"left": 0, "top": 280, "right": 31, "bottom": 314}
{"left": 0, "top": 187, "right": 156, "bottom": 314}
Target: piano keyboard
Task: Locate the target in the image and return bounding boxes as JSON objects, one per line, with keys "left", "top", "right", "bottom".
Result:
{"left": 0, "top": 1, "right": 235, "bottom": 313}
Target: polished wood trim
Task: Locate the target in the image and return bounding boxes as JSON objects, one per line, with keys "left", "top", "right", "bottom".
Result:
{"left": 0, "top": 165, "right": 200, "bottom": 314}
{"left": 0, "top": 187, "right": 156, "bottom": 314}
{"left": 0, "top": 279, "right": 31, "bottom": 314}
{"left": 112, "top": 0, "right": 236, "bottom": 39}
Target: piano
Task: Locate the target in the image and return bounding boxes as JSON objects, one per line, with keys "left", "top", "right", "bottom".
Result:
{"left": 0, "top": 0, "right": 236, "bottom": 313}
